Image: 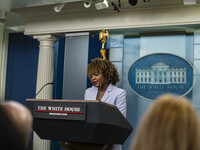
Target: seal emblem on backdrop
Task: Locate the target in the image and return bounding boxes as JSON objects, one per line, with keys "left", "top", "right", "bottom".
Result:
{"left": 128, "top": 53, "right": 194, "bottom": 100}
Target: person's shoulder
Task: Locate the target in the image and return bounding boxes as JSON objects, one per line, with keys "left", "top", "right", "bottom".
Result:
{"left": 111, "top": 85, "right": 126, "bottom": 93}
{"left": 85, "top": 86, "right": 96, "bottom": 93}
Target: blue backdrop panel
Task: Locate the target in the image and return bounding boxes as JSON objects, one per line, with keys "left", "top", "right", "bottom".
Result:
{"left": 87, "top": 33, "right": 102, "bottom": 88}
{"left": 53, "top": 36, "right": 65, "bottom": 99}
{"left": 5, "top": 33, "right": 39, "bottom": 104}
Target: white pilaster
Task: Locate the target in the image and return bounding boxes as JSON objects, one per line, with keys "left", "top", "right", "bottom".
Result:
{"left": 193, "top": 30, "right": 200, "bottom": 108}
{"left": 0, "top": 12, "right": 8, "bottom": 103}
{"left": 33, "top": 34, "right": 57, "bottom": 150}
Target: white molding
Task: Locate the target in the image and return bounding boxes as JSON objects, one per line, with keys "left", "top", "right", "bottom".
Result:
{"left": 65, "top": 32, "right": 89, "bottom": 37}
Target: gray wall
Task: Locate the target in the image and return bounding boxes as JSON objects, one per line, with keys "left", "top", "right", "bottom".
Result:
{"left": 62, "top": 32, "right": 89, "bottom": 100}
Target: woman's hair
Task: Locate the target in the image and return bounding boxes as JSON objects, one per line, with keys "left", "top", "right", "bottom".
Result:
{"left": 87, "top": 58, "right": 119, "bottom": 85}
{"left": 131, "top": 94, "right": 200, "bottom": 150}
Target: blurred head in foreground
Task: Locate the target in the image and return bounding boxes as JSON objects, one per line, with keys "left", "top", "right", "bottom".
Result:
{"left": 131, "top": 94, "right": 200, "bottom": 150}
{"left": 0, "top": 101, "right": 33, "bottom": 150}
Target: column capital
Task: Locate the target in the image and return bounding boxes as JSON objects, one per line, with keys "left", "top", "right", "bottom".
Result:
{"left": 34, "top": 34, "right": 58, "bottom": 48}
{"left": 33, "top": 34, "right": 58, "bottom": 42}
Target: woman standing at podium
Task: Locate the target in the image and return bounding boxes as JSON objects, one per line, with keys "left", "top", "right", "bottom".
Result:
{"left": 84, "top": 58, "right": 127, "bottom": 150}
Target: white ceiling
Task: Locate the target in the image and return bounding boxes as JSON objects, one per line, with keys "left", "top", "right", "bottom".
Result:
{"left": 1, "top": 0, "right": 200, "bottom": 33}
{"left": 1, "top": 0, "right": 200, "bottom": 13}
{"left": 0, "top": 0, "right": 190, "bottom": 12}
{"left": 1, "top": 0, "right": 200, "bottom": 12}
{"left": 0, "top": 0, "right": 86, "bottom": 11}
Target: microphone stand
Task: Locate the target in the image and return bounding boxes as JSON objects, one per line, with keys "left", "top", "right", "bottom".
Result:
{"left": 33, "top": 82, "right": 53, "bottom": 99}
{"left": 97, "top": 83, "right": 102, "bottom": 102}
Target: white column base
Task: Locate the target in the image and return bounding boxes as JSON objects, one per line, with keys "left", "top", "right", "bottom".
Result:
{"left": 33, "top": 132, "right": 51, "bottom": 150}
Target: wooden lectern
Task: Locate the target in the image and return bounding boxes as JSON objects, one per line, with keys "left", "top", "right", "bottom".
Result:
{"left": 26, "top": 99, "right": 133, "bottom": 150}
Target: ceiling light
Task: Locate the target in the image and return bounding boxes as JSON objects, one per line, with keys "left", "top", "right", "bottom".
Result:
{"left": 54, "top": 3, "right": 65, "bottom": 12}
{"left": 84, "top": 0, "right": 92, "bottom": 8}
{"left": 111, "top": 2, "right": 120, "bottom": 12}
{"left": 183, "top": 0, "right": 196, "bottom": 5}
{"left": 129, "top": 0, "right": 138, "bottom": 6}
{"left": 95, "top": 0, "right": 109, "bottom": 10}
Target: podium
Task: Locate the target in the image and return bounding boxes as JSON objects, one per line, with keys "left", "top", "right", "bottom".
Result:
{"left": 26, "top": 99, "right": 133, "bottom": 148}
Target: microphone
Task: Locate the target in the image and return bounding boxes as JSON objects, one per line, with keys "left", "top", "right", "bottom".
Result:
{"left": 33, "top": 82, "right": 53, "bottom": 99}
{"left": 97, "top": 82, "right": 102, "bottom": 102}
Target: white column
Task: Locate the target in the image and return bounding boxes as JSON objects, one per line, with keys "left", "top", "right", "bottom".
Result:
{"left": 193, "top": 30, "right": 200, "bottom": 107}
{"left": 33, "top": 34, "right": 57, "bottom": 150}
{"left": 0, "top": 11, "right": 9, "bottom": 103}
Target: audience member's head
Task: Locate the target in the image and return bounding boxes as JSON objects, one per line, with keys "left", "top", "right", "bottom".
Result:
{"left": 131, "top": 94, "right": 200, "bottom": 150}
{"left": 0, "top": 101, "right": 33, "bottom": 150}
